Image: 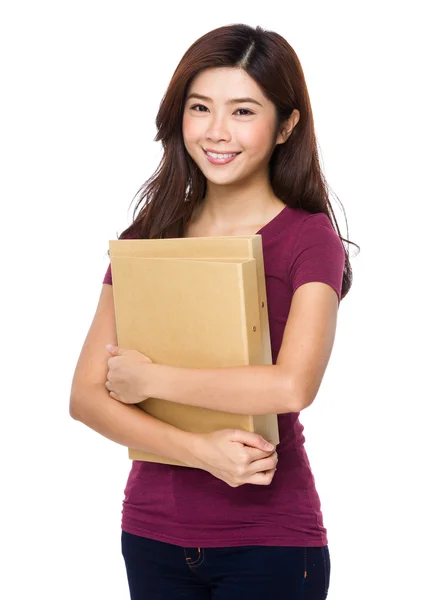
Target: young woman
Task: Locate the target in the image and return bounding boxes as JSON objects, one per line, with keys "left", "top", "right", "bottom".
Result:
{"left": 70, "top": 23, "right": 357, "bottom": 599}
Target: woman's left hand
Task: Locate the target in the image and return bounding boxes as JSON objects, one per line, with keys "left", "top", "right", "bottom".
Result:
{"left": 105, "top": 344, "right": 153, "bottom": 404}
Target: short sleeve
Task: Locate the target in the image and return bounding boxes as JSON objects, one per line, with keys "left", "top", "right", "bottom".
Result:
{"left": 103, "top": 230, "right": 140, "bottom": 285}
{"left": 289, "top": 213, "right": 345, "bottom": 304}
{"left": 103, "top": 263, "right": 112, "bottom": 285}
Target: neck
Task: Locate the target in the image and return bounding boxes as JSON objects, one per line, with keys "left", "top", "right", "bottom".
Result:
{"left": 197, "top": 175, "right": 284, "bottom": 230}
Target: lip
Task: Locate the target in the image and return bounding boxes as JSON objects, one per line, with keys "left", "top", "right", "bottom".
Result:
{"left": 205, "top": 150, "right": 240, "bottom": 166}
{"left": 203, "top": 148, "right": 241, "bottom": 154}
{"left": 203, "top": 148, "right": 241, "bottom": 166}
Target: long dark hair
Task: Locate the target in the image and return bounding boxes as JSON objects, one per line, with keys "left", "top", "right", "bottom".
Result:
{"left": 117, "top": 23, "right": 359, "bottom": 299}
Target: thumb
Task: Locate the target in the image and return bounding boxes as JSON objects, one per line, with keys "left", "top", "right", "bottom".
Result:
{"left": 229, "top": 430, "right": 274, "bottom": 451}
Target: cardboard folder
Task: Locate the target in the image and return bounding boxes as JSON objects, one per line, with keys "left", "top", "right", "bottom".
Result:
{"left": 109, "top": 236, "right": 279, "bottom": 467}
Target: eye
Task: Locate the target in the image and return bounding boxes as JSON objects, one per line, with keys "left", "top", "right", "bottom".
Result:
{"left": 190, "top": 104, "right": 255, "bottom": 117}
{"left": 234, "top": 108, "right": 254, "bottom": 116}
{"left": 190, "top": 104, "right": 208, "bottom": 112}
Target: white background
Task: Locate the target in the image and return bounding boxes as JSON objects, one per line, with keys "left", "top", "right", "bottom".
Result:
{"left": 1, "top": 1, "right": 425, "bottom": 598}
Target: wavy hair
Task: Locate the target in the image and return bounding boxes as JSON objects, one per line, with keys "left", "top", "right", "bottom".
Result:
{"left": 116, "top": 23, "right": 359, "bottom": 299}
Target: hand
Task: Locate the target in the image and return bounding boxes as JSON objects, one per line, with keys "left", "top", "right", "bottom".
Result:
{"left": 105, "top": 344, "right": 153, "bottom": 404}
{"left": 192, "top": 429, "right": 278, "bottom": 487}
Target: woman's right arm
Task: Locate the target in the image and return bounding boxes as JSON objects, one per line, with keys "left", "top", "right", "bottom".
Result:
{"left": 69, "top": 284, "right": 278, "bottom": 485}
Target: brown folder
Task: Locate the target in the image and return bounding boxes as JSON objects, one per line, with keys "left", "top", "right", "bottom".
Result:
{"left": 109, "top": 236, "right": 279, "bottom": 467}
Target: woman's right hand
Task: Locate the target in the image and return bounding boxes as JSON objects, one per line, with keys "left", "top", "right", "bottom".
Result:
{"left": 190, "top": 429, "right": 278, "bottom": 487}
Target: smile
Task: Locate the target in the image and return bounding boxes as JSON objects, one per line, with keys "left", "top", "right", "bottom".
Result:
{"left": 203, "top": 149, "right": 241, "bottom": 165}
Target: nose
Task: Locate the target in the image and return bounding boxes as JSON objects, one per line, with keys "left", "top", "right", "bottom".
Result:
{"left": 205, "top": 113, "right": 232, "bottom": 144}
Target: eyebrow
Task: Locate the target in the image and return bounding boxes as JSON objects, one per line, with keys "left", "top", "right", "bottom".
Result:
{"left": 186, "top": 93, "right": 263, "bottom": 107}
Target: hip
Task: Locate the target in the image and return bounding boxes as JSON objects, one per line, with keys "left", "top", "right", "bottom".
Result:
{"left": 121, "top": 530, "right": 331, "bottom": 599}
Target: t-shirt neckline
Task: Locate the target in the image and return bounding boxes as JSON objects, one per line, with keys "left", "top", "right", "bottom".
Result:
{"left": 256, "top": 205, "right": 290, "bottom": 238}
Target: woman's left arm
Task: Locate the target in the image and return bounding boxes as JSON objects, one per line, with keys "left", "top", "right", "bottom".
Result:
{"left": 106, "top": 281, "right": 339, "bottom": 415}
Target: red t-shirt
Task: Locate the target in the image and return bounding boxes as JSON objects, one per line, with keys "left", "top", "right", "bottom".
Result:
{"left": 102, "top": 206, "right": 345, "bottom": 547}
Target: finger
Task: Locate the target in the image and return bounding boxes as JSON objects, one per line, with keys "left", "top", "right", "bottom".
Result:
{"left": 245, "top": 467, "right": 277, "bottom": 486}
{"left": 243, "top": 446, "right": 277, "bottom": 463}
{"left": 245, "top": 454, "right": 278, "bottom": 476}
{"left": 228, "top": 429, "right": 274, "bottom": 452}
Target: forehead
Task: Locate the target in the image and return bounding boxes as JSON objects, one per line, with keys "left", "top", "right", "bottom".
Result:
{"left": 187, "top": 67, "right": 264, "bottom": 100}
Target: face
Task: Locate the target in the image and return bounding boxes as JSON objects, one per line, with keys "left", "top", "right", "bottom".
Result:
{"left": 182, "top": 67, "right": 285, "bottom": 187}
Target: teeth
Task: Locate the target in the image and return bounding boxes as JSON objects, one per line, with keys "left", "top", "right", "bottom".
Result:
{"left": 206, "top": 152, "right": 237, "bottom": 159}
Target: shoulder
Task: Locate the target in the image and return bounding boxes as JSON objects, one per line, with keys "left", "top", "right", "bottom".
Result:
{"left": 293, "top": 209, "right": 338, "bottom": 235}
{"left": 274, "top": 207, "right": 340, "bottom": 245}
{"left": 291, "top": 210, "right": 344, "bottom": 255}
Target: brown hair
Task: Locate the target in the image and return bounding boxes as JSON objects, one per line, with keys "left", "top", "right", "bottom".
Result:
{"left": 116, "top": 23, "right": 359, "bottom": 299}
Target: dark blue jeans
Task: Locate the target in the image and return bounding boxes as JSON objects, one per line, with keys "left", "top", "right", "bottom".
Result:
{"left": 121, "top": 530, "right": 330, "bottom": 599}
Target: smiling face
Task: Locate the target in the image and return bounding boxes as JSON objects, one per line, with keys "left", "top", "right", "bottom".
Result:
{"left": 182, "top": 67, "right": 285, "bottom": 188}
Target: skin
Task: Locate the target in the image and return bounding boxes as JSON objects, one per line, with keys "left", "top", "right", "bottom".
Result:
{"left": 96, "top": 67, "right": 339, "bottom": 484}
{"left": 103, "top": 68, "right": 338, "bottom": 417}
{"left": 181, "top": 67, "right": 300, "bottom": 234}
{"left": 104, "top": 67, "right": 303, "bottom": 414}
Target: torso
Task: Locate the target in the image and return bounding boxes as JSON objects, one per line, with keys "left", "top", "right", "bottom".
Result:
{"left": 119, "top": 205, "right": 343, "bottom": 548}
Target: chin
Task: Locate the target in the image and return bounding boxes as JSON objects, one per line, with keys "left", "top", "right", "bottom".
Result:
{"left": 204, "top": 173, "right": 244, "bottom": 187}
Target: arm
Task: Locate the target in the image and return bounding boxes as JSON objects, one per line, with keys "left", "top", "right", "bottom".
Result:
{"left": 143, "top": 363, "right": 295, "bottom": 415}
{"left": 69, "top": 284, "right": 277, "bottom": 487}
{"left": 69, "top": 284, "right": 200, "bottom": 466}
{"left": 140, "top": 281, "right": 339, "bottom": 414}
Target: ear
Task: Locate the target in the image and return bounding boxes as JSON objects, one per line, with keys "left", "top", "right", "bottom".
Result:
{"left": 275, "top": 108, "right": 300, "bottom": 146}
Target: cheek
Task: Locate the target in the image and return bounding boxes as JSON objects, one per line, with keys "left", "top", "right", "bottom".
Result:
{"left": 241, "top": 122, "right": 275, "bottom": 155}
{"left": 182, "top": 114, "right": 200, "bottom": 147}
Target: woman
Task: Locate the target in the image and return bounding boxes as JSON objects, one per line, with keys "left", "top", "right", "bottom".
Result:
{"left": 70, "top": 23, "right": 357, "bottom": 599}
